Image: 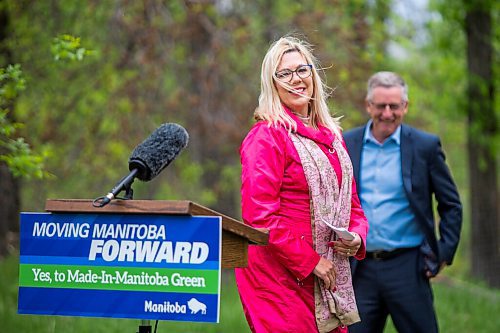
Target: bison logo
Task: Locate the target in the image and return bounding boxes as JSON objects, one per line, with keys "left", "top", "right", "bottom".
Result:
{"left": 187, "top": 298, "right": 207, "bottom": 315}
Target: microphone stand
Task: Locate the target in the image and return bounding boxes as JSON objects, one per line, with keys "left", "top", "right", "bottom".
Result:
{"left": 93, "top": 170, "right": 137, "bottom": 207}
{"left": 120, "top": 188, "right": 152, "bottom": 333}
{"left": 96, "top": 170, "right": 151, "bottom": 333}
{"left": 137, "top": 320, "right": 152, "bottom": 333}
{"left": 123, "top": 182, "right": 134, "bottom": 200}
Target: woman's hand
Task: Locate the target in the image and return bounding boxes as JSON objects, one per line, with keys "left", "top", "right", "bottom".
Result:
{"left": 329, "top": 232, "right": 362, "bottom": 257}
{"left": 313, "top": 257, "right": 336, "bottom": 291}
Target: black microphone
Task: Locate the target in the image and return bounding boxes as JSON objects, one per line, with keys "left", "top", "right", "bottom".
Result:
{"left": 128, "top": 123, "right": 189, "bottom": 181}
{"left": 96, "top": 123, "right": 189, "bottom": 207}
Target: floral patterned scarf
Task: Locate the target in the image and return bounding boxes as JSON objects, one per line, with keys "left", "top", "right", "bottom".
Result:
{"left": 291, "top": 133, "right": 360, "bottom": 333}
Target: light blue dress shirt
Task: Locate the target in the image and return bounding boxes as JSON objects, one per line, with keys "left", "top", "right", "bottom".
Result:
{"left": 359, "top": 121, "right": 424, "bottom": 251}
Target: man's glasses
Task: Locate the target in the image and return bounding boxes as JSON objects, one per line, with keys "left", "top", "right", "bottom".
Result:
{"left": 369, "top": 102, "right": 406, "bottom": 111}
{"left": 275, "top": 64, "right": 313, "bottom": 82}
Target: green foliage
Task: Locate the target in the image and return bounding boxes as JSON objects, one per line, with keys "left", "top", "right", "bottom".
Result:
{"left": 51, "top": 34, "right": 95, "bottom": 62}
{"left": 1, "top": 0, "right": 479, "bottom": 223}
{"left": 0, "top": 64, "right": 26, "bottom": 100}
{"left": 0, "top": 108, "right": 20, "bottom": 137}
{"left": 0, "top": 137, "right": 52, "bottom": 179}
{"left": 3, "top": 1, "right": 394, "bottom": 214}
{"left": 0, "top": 0, "right": 486, "bottom": 243}
{"left": 0, "top": 64, "right": 50, "bottom": 179}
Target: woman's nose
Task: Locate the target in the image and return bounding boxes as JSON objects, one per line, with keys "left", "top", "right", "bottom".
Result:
{"left": 290, "top": 72, "right": 301, "bottom": 83}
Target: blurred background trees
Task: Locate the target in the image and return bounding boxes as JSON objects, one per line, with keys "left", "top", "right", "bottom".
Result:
{"left": 0, "top": 0, "right": 497, "bottom": 287}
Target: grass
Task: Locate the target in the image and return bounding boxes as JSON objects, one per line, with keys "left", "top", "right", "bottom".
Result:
{"left": 2, "top": 253, "right": 499, "bottom": 333}
{"left": 384, "top": 275, "right": 500, "bottom": 333}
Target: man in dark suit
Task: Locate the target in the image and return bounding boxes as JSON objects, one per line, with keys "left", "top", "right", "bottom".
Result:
{"left": 344, "top": 71, "right": 462, "bottom": 333}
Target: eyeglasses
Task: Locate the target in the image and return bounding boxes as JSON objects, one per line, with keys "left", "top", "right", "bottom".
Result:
{"left": 369, "top": 102, "right": 406, "bottom": 111}
{"left": 275, "top": 64, "right": 313, "bottom": 82}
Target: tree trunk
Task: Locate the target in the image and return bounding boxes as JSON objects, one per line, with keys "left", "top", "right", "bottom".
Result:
{"left": 465, "top": 0, "right": 499, "bottom": 288}
{"left": 0, "top": 2, "right": 20, "bottom": 257}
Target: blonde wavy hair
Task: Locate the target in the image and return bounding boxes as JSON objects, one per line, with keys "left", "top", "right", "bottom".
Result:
{"left": 254, "top": 35, "right": 341, "bottom": 136}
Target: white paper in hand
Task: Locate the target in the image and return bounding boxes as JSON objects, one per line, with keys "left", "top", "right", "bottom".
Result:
{"left": 321, "top": 218, "right": 355, "bottom": 240}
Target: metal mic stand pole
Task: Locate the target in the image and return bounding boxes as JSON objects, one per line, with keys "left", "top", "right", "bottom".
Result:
{"left": 125, "top": 185, "right": 152, "bottom": 333}
{"left": 123, "top": 180, "right": 134, "bottom": 200}
{"left": 137, "top": 320, "right": 152, "bottom": 333}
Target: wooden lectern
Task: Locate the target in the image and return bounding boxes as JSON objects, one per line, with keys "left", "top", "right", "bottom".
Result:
{"left": 45, "top": 199, "right": 269, "bottom": 268}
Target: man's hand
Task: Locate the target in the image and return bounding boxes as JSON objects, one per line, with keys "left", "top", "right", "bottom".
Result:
{"left": 426, "top": 262, "right": 447, "bottom": 278}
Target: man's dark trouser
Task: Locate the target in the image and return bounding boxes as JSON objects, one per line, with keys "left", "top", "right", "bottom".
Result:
{"left": 349, "top": 248, "right": 438, "bottom": 333}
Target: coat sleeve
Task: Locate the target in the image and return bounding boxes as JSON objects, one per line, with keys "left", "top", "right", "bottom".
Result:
{"left": 340, "top": 137, "right": 368, "bottom": 259}
{"left": 349, "top": 177, "right": 368, "bottom": 259}
{"left": 240, "top": 124, "right": 320, "bottom": 280}
{"left": 429, "top": 138, "right": 462, "bottom": 264}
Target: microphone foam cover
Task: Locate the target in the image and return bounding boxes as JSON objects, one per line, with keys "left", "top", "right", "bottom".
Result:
{"left": 128, "top": 123, "right": 189, "bottom": 181}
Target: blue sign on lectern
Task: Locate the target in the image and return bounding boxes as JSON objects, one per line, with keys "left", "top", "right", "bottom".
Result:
{"left": 18, "top": 213, "right": 222, "bottom": 323}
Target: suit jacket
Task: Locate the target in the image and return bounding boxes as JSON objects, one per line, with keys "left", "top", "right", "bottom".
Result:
{"left": 344, "top": 124, "right": 462, "bottom": 271}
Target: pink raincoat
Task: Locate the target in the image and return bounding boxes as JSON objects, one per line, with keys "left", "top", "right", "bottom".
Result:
{"left": 235, "top": 115, "right": 368, "bottom": 333}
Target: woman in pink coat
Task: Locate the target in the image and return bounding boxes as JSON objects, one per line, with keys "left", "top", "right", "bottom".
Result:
{"left": 235, "top": 36, "right": 369, "bottom": 333}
